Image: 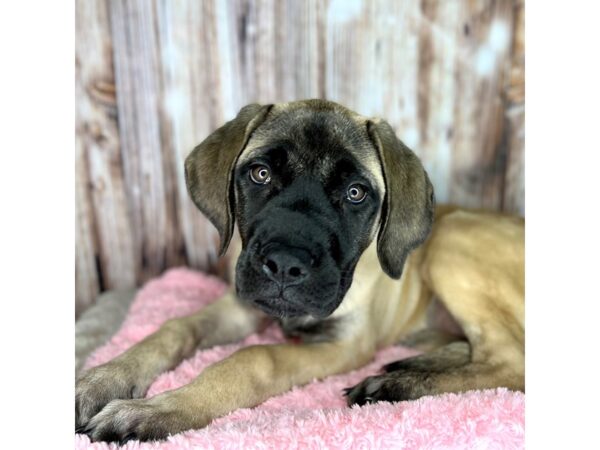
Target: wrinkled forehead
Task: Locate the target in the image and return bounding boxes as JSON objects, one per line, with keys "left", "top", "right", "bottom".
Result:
{"left": 238, "top": 105, "right": 384, "bottom": 192}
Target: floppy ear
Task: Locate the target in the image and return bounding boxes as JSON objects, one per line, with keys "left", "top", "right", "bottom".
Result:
{"left": 185, "top": 104, "right": 272, "bottom": 255}
{"left": 367, "top": 119, "right": 435, "bottom": 279}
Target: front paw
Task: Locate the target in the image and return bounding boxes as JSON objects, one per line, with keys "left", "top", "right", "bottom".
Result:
{"left": 83, "top": 395, "right": 204, "bottom": 443}
{"left": 344, "top": 371, "right": 427, "bottom": 406}
{"left": 75, "top": 362, "right": 144, "bottom": 431}
{"left": 344, "top": 375, "right": 389, "bottom": 406}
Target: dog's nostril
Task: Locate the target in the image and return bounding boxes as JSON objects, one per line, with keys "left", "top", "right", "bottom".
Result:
{"left": 260, "top": 249, "right": 310, "bottom": 284}
{"left": 265, "top": 259, "right": 278, "bottom": 275}
{"left": 288, "top": 267, "right": 302, "bottom": 278}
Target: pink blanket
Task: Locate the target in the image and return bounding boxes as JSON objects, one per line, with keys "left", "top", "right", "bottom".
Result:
{"left": 76, "top": 268, "right": 524, "bottom": 449}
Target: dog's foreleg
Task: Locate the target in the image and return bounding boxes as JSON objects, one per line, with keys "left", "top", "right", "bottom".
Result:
{"left": 398, "top": 329, "right": 465, "bottom": 353}
{"left": 83, "top": 339, "right": 374, "bottom": 442}
{"left": 346, "top": 210, "right": 524, "bottom": 405}
{"left": 345, "top": 340, "right": 523, "bottom": 405}
{"left": 75, "top": 292, "right": 265, "bottom": 431}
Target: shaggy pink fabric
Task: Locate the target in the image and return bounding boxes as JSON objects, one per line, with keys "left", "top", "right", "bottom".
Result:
{"left": 76, "top": 268, "right": 524, "bottom": 449}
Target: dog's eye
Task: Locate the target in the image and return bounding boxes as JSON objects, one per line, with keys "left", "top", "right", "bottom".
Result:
{"left": 346, "top": 184, "right": 367, "bottom": 204}
{"left": 250, "top": 165, "right": 271, "bottom": 185}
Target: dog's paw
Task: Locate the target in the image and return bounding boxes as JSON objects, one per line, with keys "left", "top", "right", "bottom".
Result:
{"left": 75, "top": 362, "right": 144, "bottom": 431}
{"left": 82, "top": 395, "right": 202, "bottom": 443}
{"left": 344, "top": 375, "right": 391, "bottom": 406}
{"left": 344, "top": 371, "right": 430, "bottom": 406}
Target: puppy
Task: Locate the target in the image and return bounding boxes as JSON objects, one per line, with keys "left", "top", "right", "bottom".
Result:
{"left": 76, "top": 100, "right": 524, "bottom": 442}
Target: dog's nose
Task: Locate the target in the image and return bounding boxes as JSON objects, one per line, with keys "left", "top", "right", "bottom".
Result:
{"left": 261, "top": 249, "right": 310, "bottom": 287}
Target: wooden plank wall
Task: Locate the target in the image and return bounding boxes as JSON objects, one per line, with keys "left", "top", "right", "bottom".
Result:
{"left": 75, "top": 0, "right": 525, "bottom": 317}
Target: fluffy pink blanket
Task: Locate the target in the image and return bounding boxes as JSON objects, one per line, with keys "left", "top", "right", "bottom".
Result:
{"left": 76, "top": 268, "right": 524, "bottom": 449}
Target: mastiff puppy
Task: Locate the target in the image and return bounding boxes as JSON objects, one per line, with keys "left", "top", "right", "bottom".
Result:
{"left": 76, "top": 100, "right": 524, "bottom": 442}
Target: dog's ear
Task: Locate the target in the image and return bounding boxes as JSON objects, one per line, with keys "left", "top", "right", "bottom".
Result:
{"left": 367, "top": 119, "right": 435, "bottom": 279}
{"left": 185, "top": 104, "right": 272, "bottom": 255}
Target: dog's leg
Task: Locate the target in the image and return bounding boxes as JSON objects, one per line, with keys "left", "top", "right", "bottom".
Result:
{"left": 398, "top": 329, "right": 464, "bottom": 353}
{"left": 345, "top": 340, "right": 522, "bottom": 405}
{"left": 346, "top": 301, "right": 524, "bottom": 405}
{"left": 382, "top": 339, "right": 470, "bottom": 373}
{"left": 75, "top": 292, "right": 265, "bottom": 431}
{"left": 83, "top": 338, "right": 374, "bottom": 442}
{"left": 346, "top": 341, "right": 470, "bottom": 404}
{"left": 347, "top": 305, "right": 524, "bottom": 405}
{"left": 347, "top": 211, "right": 525, "bottom": 405}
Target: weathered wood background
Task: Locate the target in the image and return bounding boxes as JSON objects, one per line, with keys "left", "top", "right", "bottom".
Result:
{"left": 75, "top": 0, "right": 525, "bottom": 317}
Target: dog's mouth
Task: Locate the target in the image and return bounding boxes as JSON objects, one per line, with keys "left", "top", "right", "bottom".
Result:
{"left": 251, "top": 296, "right": 309, "bottom": 318}
{"left": 235, "top": 245, "right": 353, "bottom": 319}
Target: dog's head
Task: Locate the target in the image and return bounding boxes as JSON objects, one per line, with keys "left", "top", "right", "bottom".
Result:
{"left": 185, "top": 100, "right": 434, "bottom": 319}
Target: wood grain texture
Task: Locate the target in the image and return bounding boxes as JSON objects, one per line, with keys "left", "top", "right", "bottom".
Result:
{"left": 446, "top": 0, "right": 514, "bottom": 210}
{"left": 154, "top": 0, "right": 223, "bottom": 273}
{"left": 76, "top": 0, "right": 136, "bottom": 317}
{"left": 502, "top": 0, "right": 524, "bottom": 214}
{"left": 502, "top": 104, "right": 524, "bottom": 214}
{"left": 75, "top": 0, "right": 525, "bottom": 315}
{"left": 109, "top": 0, "right": 186, "bottom": 283}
